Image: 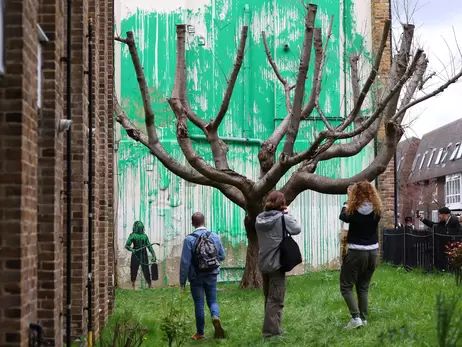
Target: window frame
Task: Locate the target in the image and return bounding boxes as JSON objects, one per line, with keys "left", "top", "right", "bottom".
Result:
{"left": 435, "top": 148, "right": 443, "bottom": 165}
{"left": 419, "top": 151, "right": 428, "bottom": 170}
{"left": 450, "top": 143, "right": 461, "bottom": 161}
{"left": 445, "top": 174, "right": 461, "bottom": 205}
{"left": 427, "top": 148, "right": 436, "bottom": 168}
{"left": 411, "top": 154, "right": 420, "bottom": 172}
{"left": 441, "top": 143, "right": 452, "bottom": 163}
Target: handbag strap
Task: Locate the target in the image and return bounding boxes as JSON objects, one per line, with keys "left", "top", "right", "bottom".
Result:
{"left": 281, "top": 214, "right": 289, "bottom": 239}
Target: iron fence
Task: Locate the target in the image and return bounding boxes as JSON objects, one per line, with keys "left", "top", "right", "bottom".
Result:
{"left": 382, "top": 226, "right": 462, "bottom": 271}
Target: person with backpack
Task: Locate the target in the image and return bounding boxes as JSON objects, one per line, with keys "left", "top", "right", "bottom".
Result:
{"left": 179, "top": 212, "right": 226, "bottom": 340}
{"left": 255, "top": 191, "right": 302, "bottom": 339}
{"left": 339, "top": 181, "right": 381, "bottom": 330}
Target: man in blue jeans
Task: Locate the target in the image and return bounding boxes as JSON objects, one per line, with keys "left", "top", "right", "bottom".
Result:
{"left": 180, "top": 212, "right": 226, "bottom": 340}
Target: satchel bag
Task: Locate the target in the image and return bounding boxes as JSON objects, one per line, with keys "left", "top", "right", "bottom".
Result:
{"left": 279, "top": 215, "right": 302, "bottom": 272}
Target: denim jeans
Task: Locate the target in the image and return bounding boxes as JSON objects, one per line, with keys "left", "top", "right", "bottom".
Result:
{"left": 190, "top": 274, "right": 220, "bottom": 334}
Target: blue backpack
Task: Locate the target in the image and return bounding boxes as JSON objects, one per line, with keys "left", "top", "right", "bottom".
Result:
{"left": 191, "top": 232, "right": 220, "bottom": 272}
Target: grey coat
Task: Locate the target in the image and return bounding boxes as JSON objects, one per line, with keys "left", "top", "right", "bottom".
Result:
{"left": 255, "top": 210, "right": 302, "bottom": 273}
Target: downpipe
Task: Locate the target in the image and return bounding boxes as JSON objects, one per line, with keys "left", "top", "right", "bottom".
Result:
{"left": 85, "top": 19, "right": 94, "bottom": 347}
{"left": 388, "top": 0, "right": 398, "bottom": 229}
{"left": 65, "top": 0, "right": 73, "bottom": 344}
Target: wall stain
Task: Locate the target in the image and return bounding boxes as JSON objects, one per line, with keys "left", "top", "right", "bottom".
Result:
{"left": 116, "top": 0, "right": 374, "bottom": 287}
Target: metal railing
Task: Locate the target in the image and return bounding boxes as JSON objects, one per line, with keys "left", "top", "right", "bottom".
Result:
{"left": 382, "top": 226, "right": 462, "bottom": 271}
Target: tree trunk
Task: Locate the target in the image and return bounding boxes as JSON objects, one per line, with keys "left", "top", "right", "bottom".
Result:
{"left": 240, "top": 213, "right": 264, "bottom": 289}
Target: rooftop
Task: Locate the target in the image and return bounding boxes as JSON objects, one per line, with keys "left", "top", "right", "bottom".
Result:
{"left": 409, "top": 118, "right": 462, "bottom": 182}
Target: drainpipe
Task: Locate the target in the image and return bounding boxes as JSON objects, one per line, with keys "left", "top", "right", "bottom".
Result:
{"left": 342, "top": 0, "right": 347, "bottom": 120}
{"left": 65, "top": 0, "right": 73, "bottom": 344}
{"left": 243, "top": 4, "right": 250, "bottom": 138}
{"left": 388, "top": 0, "right": 398, "bottom": 228}
{"left": 86, "top": 19, "right": 94, "bottom": 347}
{"left": 190, "top": 134, "right": 263, "bottom": 146}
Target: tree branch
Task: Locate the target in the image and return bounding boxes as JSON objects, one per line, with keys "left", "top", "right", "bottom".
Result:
{"left": 172, "top": 24, "right": 207, "bottom": 130}
{"left": 282, "top": 4, "right": 317, "bottom": 156}
{"left": 349, "top": 53, "right": 361, "bottom": 126}
{"left": 116, "top": 31, "right": 158, "bottom": 146}
{"left": 301, "top": 14, "right": 333, "bottom": 120}
{"left": 392, "top": 66, "right": 462, "bottom": 122}
{"left": 337, "top": 19, "right": 391, "bottom": 132}
{"left": 316, "top": 104, "right": 334, "bottom": 131}
{"left": 280, "top": 23, "right": 416, "bottom": 203}
{"left": 393, "top": 54, "right": 428, "bottom": 123}
{"left": 209, "top": 26, "right": 249, "bottom": 130}
{"left": 168, "top": 97, "right": 254, "bottom": 194}
{"left": 174, "top": 24, "right": 235, "bottom": 171}
{"left": 262, "top": 31, "right": 288, "bottom": 86}
{"left": 282, "top": 120, "right": 402, "bottom": 204}
{"left": 113, "top": 93, "right": 246, "bottom": 208}
{"left": 319, "top": 48, "right": 423, "bottom": 142}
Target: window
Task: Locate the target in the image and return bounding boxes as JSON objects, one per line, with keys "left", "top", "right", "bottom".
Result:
{"left": 427, "top": 148, "right": 436, "bottom": 167}
{"left": 419, "top": 151, "right": 428, "bottom": 170}
{"left": 441, "top": 143, "right": 452, "bottom": 163}
{"left": 457, "top": 144, "right": 462, "bottom": 160}
{"left": 446, "top": 174, "right": 461, "bottom": 205}
{"left": 37, "top": 25, "right": 49, "bottom": 108}
{"left": 0, "top": 0, "right": 3, "bottom": 74}
{"left": 450, "top": 143, "right": 461, "bottom": 161}
{"left": 435, "top": 148, "right": 443, "bottom": 164}
{"left": 432, "top": 210, "right": 438, "bottom": 223}
{"left": 411, "top": 154, "right": 420, "bottom": 171}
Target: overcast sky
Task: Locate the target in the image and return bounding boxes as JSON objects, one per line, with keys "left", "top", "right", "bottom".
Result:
{"left": 394, "top": 0, "right": 462, "bottom": 139}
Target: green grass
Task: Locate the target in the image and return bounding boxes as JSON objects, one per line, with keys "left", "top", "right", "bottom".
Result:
{"left": 109, "top": 265, "right": 462, "bottom": 347}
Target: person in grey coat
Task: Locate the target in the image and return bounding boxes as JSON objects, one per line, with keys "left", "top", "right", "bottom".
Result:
{"left": 255, "top": 191, "right": 301, "bottom": 338}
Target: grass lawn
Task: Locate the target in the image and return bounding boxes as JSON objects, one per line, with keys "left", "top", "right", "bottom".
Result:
{"left": 109, "top": 265, "right": 462, "bottom": 346}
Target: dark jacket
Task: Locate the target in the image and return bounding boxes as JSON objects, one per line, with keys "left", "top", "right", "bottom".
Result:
{"left": 421, "top": 215, "right": 462, "bottom": 234}
{"left": 339, "top": 202, "right": 381, "bottom": 247}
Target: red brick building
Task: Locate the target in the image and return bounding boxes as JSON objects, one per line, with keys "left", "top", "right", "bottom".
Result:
{"left": 0, "top": 0, "right": 115, "bottom": 346}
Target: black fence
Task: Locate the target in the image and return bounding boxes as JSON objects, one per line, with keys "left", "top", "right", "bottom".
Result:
{"left": 382, "top": 226, "right": 462, "bottom": 271}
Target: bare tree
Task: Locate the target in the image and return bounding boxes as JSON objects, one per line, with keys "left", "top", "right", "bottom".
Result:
{"left": 399, "top": 177, "right": 442, "bottom": 221}
{"left": 115, "top": 4, "right": 462, "bottom": 288}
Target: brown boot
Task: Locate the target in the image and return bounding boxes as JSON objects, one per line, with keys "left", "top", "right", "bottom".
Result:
{"left": 212, "top": 316, "right": 225, "bottom": 339}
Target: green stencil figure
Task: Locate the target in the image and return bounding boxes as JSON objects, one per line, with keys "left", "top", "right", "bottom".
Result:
{"left": 125, "top": 221, "right": 156, "bottom": 289}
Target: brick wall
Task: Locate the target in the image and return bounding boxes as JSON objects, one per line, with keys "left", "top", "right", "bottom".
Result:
{"left": 0, "top": 1, "right": 39, "bottom": 346}
{"left": 371, "top": 0, "right": 394, "bottom": 232}
{"left": 37, "top": 0, "right": 65, "bottom": 343}
{"left": 0, "top": 0, "right": 115, "bottom": 345}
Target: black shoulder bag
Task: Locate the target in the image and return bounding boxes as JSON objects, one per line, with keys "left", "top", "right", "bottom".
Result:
{"left": 279, "top": 215, "right": 302, "bottom": 272}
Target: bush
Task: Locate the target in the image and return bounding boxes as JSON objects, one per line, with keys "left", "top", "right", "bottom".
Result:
{"left": 98, "top": 310, "right": 148, "bottom": 347}
{"left": 377, "top": 292, "right": 462, "bottom": 346}
{"left": 160, "top": 292, "right": 191, "bottom": 347}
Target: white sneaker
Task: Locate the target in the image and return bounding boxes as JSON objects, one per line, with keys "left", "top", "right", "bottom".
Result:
{"left": 362, "top": 319, "right": 368, "bottom": 326}
{"left": 344, "top": 318, "right": 363, "bottom": 330}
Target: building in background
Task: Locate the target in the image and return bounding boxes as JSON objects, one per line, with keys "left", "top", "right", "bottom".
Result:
{"left": 396, "top": 137, "right": 421, "bottom": 221}
{"left": 397, "top": 118, "right": 462, "bottom": 229}
{"left": 114, "top": 0, "right": 393, "bottom": 288}
{"left": 0, "top": 0, "right": 115, "bottom": 345}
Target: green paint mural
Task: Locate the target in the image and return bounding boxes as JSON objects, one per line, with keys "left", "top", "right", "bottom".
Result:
{"left": 115, "top": 0, "right": 374, "bottom": 288}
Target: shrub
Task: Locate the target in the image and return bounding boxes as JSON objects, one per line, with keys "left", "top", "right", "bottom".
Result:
{"left": 160, "top": 292, "right": 191, "bottom": 347}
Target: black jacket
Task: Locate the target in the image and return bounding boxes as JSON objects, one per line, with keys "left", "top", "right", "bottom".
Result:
{"left": 421, "top": 215, "right": 462, "bottom": 234}
{"left": 339, "top": 207, "right": 381, "bottom": 246}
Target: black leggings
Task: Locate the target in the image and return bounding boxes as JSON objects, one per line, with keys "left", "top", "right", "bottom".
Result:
{"left": 130, "top": 251, "right": 151, "bottom": 286}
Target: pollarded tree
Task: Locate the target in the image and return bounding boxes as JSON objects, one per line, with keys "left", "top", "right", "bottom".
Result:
{"left": 115, "top": 4, "right": 462, "bottom": 288}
